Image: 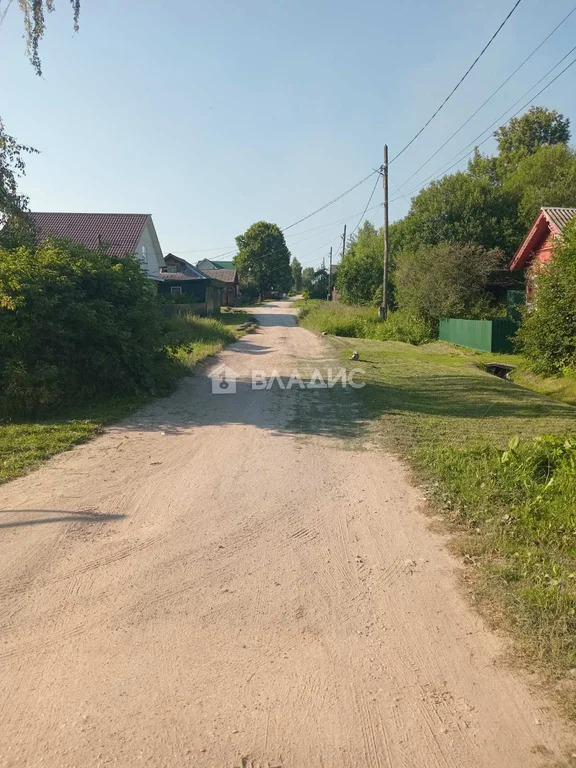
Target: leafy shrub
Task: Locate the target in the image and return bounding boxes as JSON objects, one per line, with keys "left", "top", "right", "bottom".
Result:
{"left": 517, "top": 219, "right": 576, "bottom": 374}
{"left": 0, "top": 239, "right": 175, "bottom": 416}
{"left": 395, "top": 241, "right": 504, "bottom": 323}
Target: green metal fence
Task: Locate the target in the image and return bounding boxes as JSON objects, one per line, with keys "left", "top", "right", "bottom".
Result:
{"left": 439, "top": 317, "right": 518, "bottom": 353}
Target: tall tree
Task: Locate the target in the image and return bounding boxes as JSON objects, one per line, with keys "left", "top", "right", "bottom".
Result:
{"left": 235, "top": 221, "right": 292, "bottom": 298}
{"left": 504, "top": 143, "right": 576, "bottom": 231}
{"left": 290, "top": 257, "right": 302, "bottom": 292}
{"left": 336, "top": 221, "right": 384, "bottom": 305}
{"left": 301, "top": 267, "right": 315, "bottom": 292}
{"left": 398, "top": 171, "right": 520, "bottom": 255}
{"left": 495, "top": 106, "right": 570, "bottom": 159}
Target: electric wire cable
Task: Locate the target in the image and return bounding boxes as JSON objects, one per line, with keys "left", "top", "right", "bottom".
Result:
{"left": 397, "top": 4, "right": 576, "bottom": 189}
{"left": 404, "top": 49, "right": 576, "bottom": 195}
{"left": 349, "top": 171, "right": 382, "bottom": 238}
{"left": 281, "top": 169, "right": 379, "bottom": 232}
{"left": 390, "top": 0, "right": 525, "bottom": 164}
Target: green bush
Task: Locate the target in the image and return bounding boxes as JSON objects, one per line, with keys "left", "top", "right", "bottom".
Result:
{"left": 0, "top": 239, "right": 176, "bottom": 416}
{"left": 517, "top": 220, "right": 576, "bottom": 374}
{"left": 395, "top": 241, "right": 504, "bottom": 323}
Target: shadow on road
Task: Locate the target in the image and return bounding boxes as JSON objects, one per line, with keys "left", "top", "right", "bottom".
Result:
{"left": 0, "top": 510, "right": 125, "bottom": 529}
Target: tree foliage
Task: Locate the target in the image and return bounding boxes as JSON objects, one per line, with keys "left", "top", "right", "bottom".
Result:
{"left": 503, "top": 143, "right": 576, "bottom": 231}
{"left": 290, "top": 257, "right": 302, "bottom": 292}
{"left": 0, "top": 239, "right": 171, "bottom": 416}
{"left": 308, "top": 267, "right": 329, "bottom": 299}
{"left": 18, "top": 0, "right": 81, "bottom": 75}
{"left": 301, "top": 266, "right": 314, "bottom": 292}
{"left": 0, "top": 119, "right": 38, "bottom": 249}
{"left": 495, "top": 106, "right": 570, "bottom": 159}
{"left": 398, "top": 171, "right": 521, "bottom": 255}
{"left": 517, "top": 220, "right": 576, "bottom": 374}
{"left": 395, "top": 242, "right": 504, "bottom": 324}
{"left": 235, "top": 221, "right": 292, "bottom": 297}
{"left": 336, "top": 222, "right": 384, "bottom": 305}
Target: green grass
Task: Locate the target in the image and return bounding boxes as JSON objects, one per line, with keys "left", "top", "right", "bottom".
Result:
{"left": 329, "top": 335, "right": 576, "bottom": 702}
{"left": 297, "top": 299, "right": 433, "bottom": 345}
{"left": 165, "top": 310, "right": 250, "bottom": 367}
{"left": 0, "top": 311, "right": 251, "bottom": 484}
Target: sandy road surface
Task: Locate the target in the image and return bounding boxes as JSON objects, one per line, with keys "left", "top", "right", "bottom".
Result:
{"left": 0, "top": 301, "right": 573, "bottom": 768}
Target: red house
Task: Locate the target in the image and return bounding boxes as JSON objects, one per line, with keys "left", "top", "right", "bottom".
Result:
{"left": 509, "top": 207, "right": 576, "bottom": 297}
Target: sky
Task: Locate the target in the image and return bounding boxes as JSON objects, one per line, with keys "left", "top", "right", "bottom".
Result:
{"left": 1, "top": 0, "right": 575, "bottom": 269}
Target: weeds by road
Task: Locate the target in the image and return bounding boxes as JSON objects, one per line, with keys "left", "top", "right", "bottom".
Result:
{"left": 328, "top": 335, "right": 576, "bottom": 711}
{"left": 297, "top": 299, "right": 433, "bottom": 345}
{"left": 0, "top": 310, "right": 251, "bottom": 484}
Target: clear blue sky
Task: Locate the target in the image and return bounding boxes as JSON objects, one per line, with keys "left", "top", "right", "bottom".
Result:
{"left": 1, "top": 0, "right": 575, "bottom": 268}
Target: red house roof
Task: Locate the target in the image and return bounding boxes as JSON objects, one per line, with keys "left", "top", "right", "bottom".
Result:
{"left": 510, "top": 206, "right": 576, "bottom": 271}
{"left": 30, "top": 212, "right": 151, "bottom": 258}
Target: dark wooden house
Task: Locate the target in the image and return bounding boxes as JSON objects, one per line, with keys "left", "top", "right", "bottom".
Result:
{"left": 159, "top": 254, "right": 225, "bottom": 316}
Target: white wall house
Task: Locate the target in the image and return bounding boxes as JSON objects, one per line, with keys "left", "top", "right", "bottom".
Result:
{"left": 134, "top": 217, "right": 165, "bottom": 279}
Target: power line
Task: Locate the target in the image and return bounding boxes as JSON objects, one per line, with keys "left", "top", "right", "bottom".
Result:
{"left": 397, "top": 4, "right": 576, "bottom": 189}
{"left": 349, "top": 171, "right": 382, "bottom": 238}
{"left": 172, "top": 202, "right": 385, "bottom": 259}
{"left": 281, "top": 170, "right": 379, "bottom": 232}
{"left": 404, "top": 49, "right": 576, "bottom": 195}
{"left": 390, "top": 0, "right": 525, "bottom": 164}
{"left": 0, "top": 0, "right": 14, "bottom": 26}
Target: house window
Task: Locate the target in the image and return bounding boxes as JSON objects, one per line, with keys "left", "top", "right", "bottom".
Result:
{"left": 141, "top": 245, "right": 147, "bottom": 262}
{"left": 167, "top": 264, "right": 178, "bottom": 273}
{"left": 170, "top": 286, "right": 183, "bottom": 296}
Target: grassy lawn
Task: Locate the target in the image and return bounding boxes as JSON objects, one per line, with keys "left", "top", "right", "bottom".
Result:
{"left": 0, "top": 310, "right": 252, "bottom": 485}
{"left": 326, "top": 334, "right": 576, "bottom": 709}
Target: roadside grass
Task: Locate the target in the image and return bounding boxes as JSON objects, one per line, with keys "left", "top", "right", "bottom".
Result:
{"left": 0, "top": 311, "right": 251, "bottom": 485}
{"left": 164, "top": 310, "right": 250, "bottom": 367}
{"left": 328, "top": 335, "right": 576, "bottom": 705}
{"left": 297, "top": 299, "right": 433, "bottom": 345}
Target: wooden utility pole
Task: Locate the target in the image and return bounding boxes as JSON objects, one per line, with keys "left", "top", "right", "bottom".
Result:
{"left": 379, "top": 145, "right": 389, "bottom": 320}
{"left": 342, "top": 224, "right": 347, "bottom": 260}
{"left": 327, "top": 246, "right": 333, "bottom": 300}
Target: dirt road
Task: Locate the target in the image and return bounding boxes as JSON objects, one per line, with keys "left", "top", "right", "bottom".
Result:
{"left": 0, "top": 302, "right": 572, "bottom": 767}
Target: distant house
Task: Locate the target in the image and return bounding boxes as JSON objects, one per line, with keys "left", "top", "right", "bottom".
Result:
{"left": 196, "top": 258, "right": 240, "bottom": 307}
{"left": 159, "top": 253, "right": 223, "bottom": 315}
{"left": 509, "top": 206, "right": 576, "bottom": 298}
{"left": 30, "top": 212, "right": 164, "bottom": 280}
{"left": 196, "top": 258, "right": 236, "bottom": 271}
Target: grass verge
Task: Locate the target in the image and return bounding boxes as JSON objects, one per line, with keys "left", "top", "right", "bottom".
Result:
{"left": 297, "top": 299, "right": 434, "bottom": 345}
{"left": 327, "top": 335, "right": 576, "bottom": 709}
{"left": 0, "top": 310, "right": 251, "bottom": 484}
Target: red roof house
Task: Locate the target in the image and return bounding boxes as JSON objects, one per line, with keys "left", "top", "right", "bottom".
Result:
{"left": 30, "top": 212, "right": 165, "bottom": 280}
{"left": 510, "top": 207, "right": 576, "bottom": 272}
